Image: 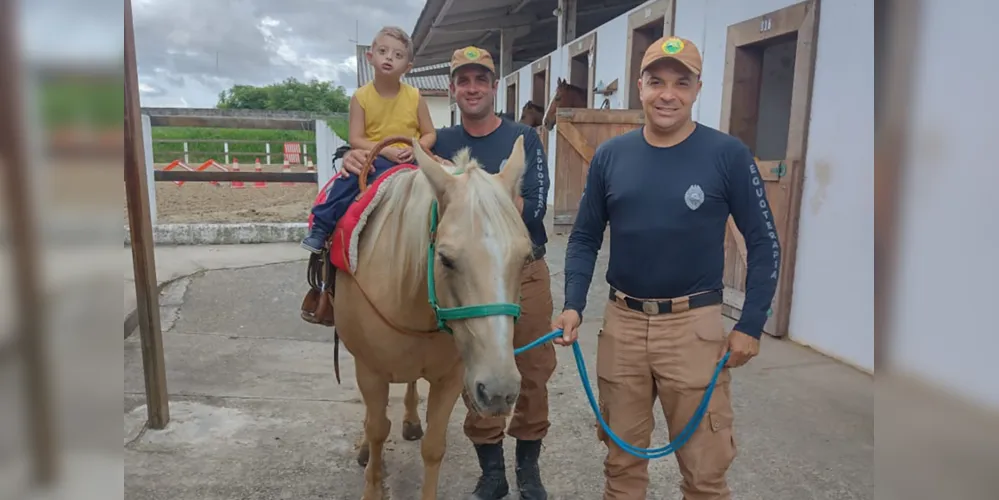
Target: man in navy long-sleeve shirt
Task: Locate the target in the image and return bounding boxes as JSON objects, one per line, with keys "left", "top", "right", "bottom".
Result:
{"left": 341, "top": 46, "right": 555, "bottom": 500}
{"left": 552, "top": 37, "right": 780, "bottom": 499}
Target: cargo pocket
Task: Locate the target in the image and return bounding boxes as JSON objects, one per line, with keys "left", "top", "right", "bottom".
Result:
{"left": 705, "top": 410, "right": 737, "bottom": 473}
{"left": 595, "top": 400, "right": 609, "bottom": 444}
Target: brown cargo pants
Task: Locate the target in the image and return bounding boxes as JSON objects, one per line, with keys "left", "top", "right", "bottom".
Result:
{"left": 597, "top": 295, "right": 737, "bottom": 500}
{"left": 462, "top": 258, "right": 557, "bottom": 444}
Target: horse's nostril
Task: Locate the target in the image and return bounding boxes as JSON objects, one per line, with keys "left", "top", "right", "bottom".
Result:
{"left": 476, "top": 382, "right": 488, "bottom": 403}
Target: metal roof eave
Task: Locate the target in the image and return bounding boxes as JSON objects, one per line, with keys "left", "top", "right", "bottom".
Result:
{"left": 410, "top": 0, "right": 552, "bottom": 68}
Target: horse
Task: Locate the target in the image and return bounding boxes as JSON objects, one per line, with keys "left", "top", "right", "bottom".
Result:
{"left": 542, "top": 77, "right": 588, "bottom": 130}
{"left": 354, "top": 102, "right": 548, "bottom": 469}
{"left": 519, "top": 100, "right": 546, "bottom": 127}
{"left": 332, "top": 135, "right": 535, "bottom": 500}
{"left": 354, "top": 102, "right": 546, "bottom": 467}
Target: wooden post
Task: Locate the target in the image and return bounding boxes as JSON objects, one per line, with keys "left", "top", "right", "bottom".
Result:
{"left": 500, "top": 29, "right": 515, "bottom": 79}
{"left": 125, "top": 0, "right": 170, "bottom": 429}
{"left": 0, "top": 0, "right": 57, "bottom": 485}
{"left": 557, "top": 0, "right": 577, "bottom": 47}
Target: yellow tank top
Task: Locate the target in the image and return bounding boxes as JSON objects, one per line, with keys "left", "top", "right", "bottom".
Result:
{"left": 354, "top": 82, "right": 422, "bottom": 148}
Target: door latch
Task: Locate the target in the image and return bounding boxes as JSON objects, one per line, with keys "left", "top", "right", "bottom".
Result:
{"left": 769, "top": 161, "right": 786, "bottom": 178}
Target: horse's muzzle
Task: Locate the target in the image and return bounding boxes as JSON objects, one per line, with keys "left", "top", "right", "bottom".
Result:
{"left": 471, "top": 376, "right": 521, "bottom": 417}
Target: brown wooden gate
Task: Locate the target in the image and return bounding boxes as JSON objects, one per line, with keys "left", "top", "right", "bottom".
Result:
{"left": 719, "top": 0, "right": 819, "bottom": 337}
{"left": 553, "top": 108, "right": 644, "bottom": 231}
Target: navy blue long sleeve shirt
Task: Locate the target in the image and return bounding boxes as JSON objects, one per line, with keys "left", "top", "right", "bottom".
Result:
{"left": 563, "top": 124, "right": 781, "bottom": 338}
{"left": 432, "top": 119, "right": 550, "bottom": 248}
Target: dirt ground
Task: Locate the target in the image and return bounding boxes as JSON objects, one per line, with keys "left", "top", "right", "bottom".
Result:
{"left": 127, "top": 163, "right": 319, "bottom": 224}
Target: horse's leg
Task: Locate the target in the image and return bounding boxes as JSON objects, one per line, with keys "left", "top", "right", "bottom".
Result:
{"left": 402, "top": 381, "right": 424, "bottom": 441}
{"left": 357, "top": 381, "right": 422, "bottom": 467}
{"left": 356, "top": 361, "right": 390, "bottom": 500}
{"left": 419, "top": 373, "right": 464, "bottom": 500}
{"left": 356, "top": 415, "right": 369, "bottom": 467}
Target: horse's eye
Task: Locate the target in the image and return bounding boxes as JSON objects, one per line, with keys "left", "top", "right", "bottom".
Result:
{"left": 439, "top": 254, "right": 456, "bottom": 270}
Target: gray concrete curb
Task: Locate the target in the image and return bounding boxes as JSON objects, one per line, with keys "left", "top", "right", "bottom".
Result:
{"left": 123, "top": 275, "right": 187, "bottom": 339}
{"left": 124, "top": 223, "right": 308, "bottom": 246}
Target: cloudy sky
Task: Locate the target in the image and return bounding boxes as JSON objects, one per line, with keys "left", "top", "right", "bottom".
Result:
{"left": 131, "top": 0, "right": 427, "bottom": 107}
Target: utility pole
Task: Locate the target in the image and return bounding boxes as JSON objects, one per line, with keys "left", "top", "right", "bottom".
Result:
{"left": 347, "top": 20, "right": 359, "bottom": 45}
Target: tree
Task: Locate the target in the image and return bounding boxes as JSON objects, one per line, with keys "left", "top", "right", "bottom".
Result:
{"left": 216, "top": 77, "right": 350, "bottom": 113}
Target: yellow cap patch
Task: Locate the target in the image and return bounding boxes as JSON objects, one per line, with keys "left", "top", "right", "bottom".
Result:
{"left": 463, "top": 47, "right": 481, "bottom": 60}
{"left": 662, "top": 37, "right": 685, "bottom": 55}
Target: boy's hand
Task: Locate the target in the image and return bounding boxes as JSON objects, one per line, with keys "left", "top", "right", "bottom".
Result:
{"left": 396, "top": 146, "right": 414, "bottom": 164}
{"left": 380, "top": 146, "right": 403, "bottom": 164}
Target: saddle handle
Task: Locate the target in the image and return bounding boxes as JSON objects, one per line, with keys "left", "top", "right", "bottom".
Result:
{"left": 358, "top": 136, "right": 434, "bottom": 193}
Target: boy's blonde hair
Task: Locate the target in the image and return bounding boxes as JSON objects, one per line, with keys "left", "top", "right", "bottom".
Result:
{"left": 372, "top": 26, "right": 414, "bottom": 61}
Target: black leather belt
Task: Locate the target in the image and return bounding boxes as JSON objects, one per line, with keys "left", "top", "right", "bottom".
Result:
{"left": 526, "top": 245, "right": 546, "bottom": 263}
{"left": 609, "top": 286, "right": 723, "bottom": 315}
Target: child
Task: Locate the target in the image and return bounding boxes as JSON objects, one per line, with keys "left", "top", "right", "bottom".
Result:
{"left": 301, "top": 26, "right": 437, "bottom": 253}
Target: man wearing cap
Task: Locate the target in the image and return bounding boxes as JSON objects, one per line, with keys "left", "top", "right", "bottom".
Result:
{"left": 551, "top": 36, "right": 780, "bottom": 499}
{"left": 342, "top": 46, "right": 554, "bottom": 500}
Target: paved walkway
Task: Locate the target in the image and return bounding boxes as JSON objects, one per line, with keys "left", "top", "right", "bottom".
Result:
{"left": 124, "top": 235, "right": 875, "bottom": 499}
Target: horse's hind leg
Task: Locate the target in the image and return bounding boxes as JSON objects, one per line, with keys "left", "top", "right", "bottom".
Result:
{"left": 402, "top": 381, "right": 424, "bottom": 441}
{"left": 356, "top": 361, "right": 390, "bottom": 500}
{"left": 357, "top": 381, "right": 422, "bottom": 467}
{"left": 355, "top": 415, "right": 370, "bottom": 467}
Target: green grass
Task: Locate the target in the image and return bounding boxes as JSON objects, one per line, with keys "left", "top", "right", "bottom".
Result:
{"left": 151, "top": 120, "right": 348, "bottom": 164}
{"left": 41, "top": 78, "right": 123, "bottom": 129}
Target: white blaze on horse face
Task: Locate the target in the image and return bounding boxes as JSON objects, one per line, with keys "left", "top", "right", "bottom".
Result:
{"left": 543, "top": 94, "right": 557, "bottom": 123}
{"left": 483, "top": 231, "right": 514, "bottom": 363}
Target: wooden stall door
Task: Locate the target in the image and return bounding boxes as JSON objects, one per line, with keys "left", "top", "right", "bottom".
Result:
{"left": 552, "top": 108, "right": 644, "bottom": 232}
{"left": 719, "top": 0, "right": 819, "bottom": 337}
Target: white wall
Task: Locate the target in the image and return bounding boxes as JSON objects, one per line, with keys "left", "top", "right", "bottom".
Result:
{"left": 784, "top": 0, "right": 873, "bottom": 372}
{"left": 676, "top": 0, "right": 874, "bottom": 372}
{"left": 424, "top": 95, "right": 452, "bottom": 131}
{"left": 889, "top": 1, "right": 999, "bottom": 409}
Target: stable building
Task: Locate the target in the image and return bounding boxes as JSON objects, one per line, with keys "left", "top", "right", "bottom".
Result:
{"left": 410, "top": 0, "right": 873, "bottom": 377}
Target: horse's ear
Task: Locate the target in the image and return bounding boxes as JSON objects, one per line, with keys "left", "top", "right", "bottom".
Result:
{"left": 496, "top": 135, "right": 526, "bottom": 199}
{"left": 412, "top": 138, "right": 453, "bottom": 198}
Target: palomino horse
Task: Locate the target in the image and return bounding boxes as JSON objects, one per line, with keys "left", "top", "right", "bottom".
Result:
{"left": 357, "top": 103, "right": 547, "bottom": 468}
{"left": 333, "top": 135, "right": 535, "bottom": 499}
{"left": 542, "top": 77, "right": 588, "bottom": 130}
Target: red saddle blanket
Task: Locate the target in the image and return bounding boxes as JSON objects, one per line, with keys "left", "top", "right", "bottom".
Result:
{"left": 314, "top": 164, "right": 418, "bottom": 274}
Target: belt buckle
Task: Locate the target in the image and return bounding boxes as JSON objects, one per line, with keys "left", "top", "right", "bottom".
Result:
{"left": 641, "top": 301, "right": 659, "bottom": 315}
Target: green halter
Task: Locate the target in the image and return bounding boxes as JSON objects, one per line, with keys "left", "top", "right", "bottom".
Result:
{"left": 426, "top": 199, "right": 522, "bottom": 334}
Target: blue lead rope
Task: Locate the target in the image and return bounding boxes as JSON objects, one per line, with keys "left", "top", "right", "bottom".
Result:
{"left": 513, "top": 329, "right": 731, "bottom": 460}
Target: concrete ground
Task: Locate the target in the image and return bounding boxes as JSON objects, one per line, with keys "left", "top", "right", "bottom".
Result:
{"left": 124, "top": 234, "right": 875, "bottom": 499}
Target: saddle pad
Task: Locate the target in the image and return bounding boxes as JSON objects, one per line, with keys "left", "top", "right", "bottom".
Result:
{"left": 330, "top": 164, "right": 418, "bottom": 274}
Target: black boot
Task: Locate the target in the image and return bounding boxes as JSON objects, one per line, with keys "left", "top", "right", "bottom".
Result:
{"left": 469, "top": 442, "right": 509, "bottom": 500}
{"left": 515, "top": 439, "right": 547, "bottom": 500}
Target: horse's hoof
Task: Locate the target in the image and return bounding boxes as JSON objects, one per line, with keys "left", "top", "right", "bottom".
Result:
{"left": 356, "top": 444, "right": 369, "bottom": 467}
{"left": 402, "top": 420, "right": 424, "bottom": 441}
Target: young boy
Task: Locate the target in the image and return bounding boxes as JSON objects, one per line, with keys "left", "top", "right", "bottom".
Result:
{"left": 301, "top": 26, "right": 436, "bottom": 253}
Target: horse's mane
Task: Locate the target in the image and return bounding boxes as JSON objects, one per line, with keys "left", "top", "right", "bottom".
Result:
{"left": 358, "top": 149, "right": 529, "bottom": 300}
{"left": 523, "top": 101, "right": 544, "bottom": 112}
{"left": 557, "top": 80, "right": 588, "bottom": 95}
